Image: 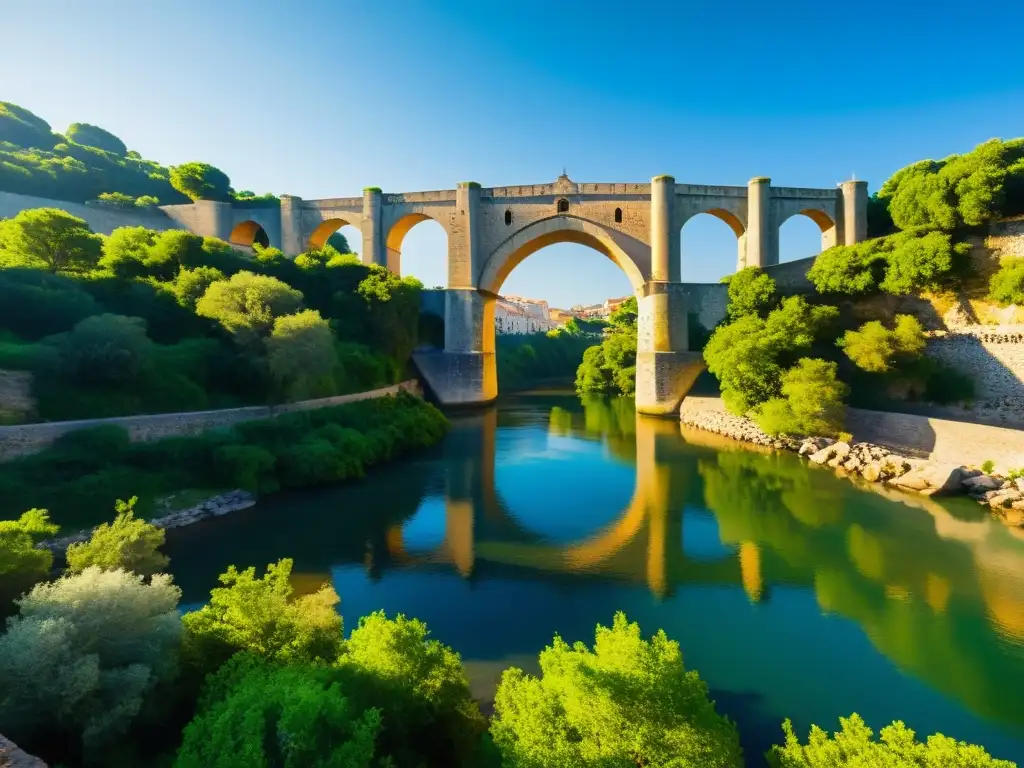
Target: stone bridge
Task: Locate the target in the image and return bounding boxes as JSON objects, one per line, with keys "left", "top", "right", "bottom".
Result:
{"left": 161, "top": 174, "right": 868, "bottom": 414}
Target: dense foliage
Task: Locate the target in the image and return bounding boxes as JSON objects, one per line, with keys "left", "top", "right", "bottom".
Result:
{"left": 575, "top": 297, "right": 639, "bottom": 395}
{"left": 839, "top": 315, "right": 926, "bottom": 374}
{"left": 0, "top": 509, "right": 57, "bottom": 600}
{"left": 65, "top": 123, "right": 127, "bottom": 155}
{"left": 497, "top": 324, "right": 600, "bottom": 391}
{"left": 0, "top": 212, "right": 422, "bottom": 422}
{"left": 0, "top": 392, "right": 449, "bottom": 530}
{"left": 725, "top": 266, "right": 777, "bottom": 319}
{"left": 490, "top": 612, "right": 743, "bottom": 767}
{"left": 768, "top": 714, "right": 1015, "bottom": 767}
{"left": 989, "top": 257, "right": 1024, "bottom": 306}
{"left": 170, "top": 162, "right": 233, "bottom": 202}
{"left": 0, "top": 568, "right": 181, "bottom": 757}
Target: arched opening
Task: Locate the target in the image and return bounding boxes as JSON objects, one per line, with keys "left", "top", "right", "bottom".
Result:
{"left": 229, "top": 220, "right": 270, "bottom": 248}
{"left": 386, "top": 214, "right": 448, "bottom": 288}
{"left": 307, "top": 218, "right": 362, "bottom": 256}
{"left": 778, "top": 209, "right": 836, "bottom": 263}
{"left": 557, "top": 198, "right": 570, "bottom": 214}
{"left": 614, "top": 207, "right": 623, "bottom": 223}
{"left": 504, "top": 210, "right": 512, "bottom": 226}
{"left": 679, "top": 209, "right": 746, "bottom": 283}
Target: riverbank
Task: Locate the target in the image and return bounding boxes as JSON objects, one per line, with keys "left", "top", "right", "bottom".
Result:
{"left": 680, "top": 395, "right": 1024, "bottom": 527}
{"left": 2, "top": 390, "right": 449, "bottom": 534}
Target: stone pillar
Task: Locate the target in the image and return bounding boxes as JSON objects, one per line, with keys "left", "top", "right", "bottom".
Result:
{"left": 412, "top": 289, "right": 496, "bottom": 407}
{"left": 279, "top": 194, "right": 303, "bottom": 256}
{"left": 191, "top": 200, "right": 233, "bottom": 241}
{"left": 839, "top": 180, "right": 868, "bottom": 245}
{"left": 746, "top": 177, "right": 775, "bottom": 267}
{"left": 362, "top": 187, "right": 385, "bottom": 268}
{"left": 650, "top": 175, "right": 679, "bottom": 282}
{"left": 451, "top": 182, "right": 481, "bottom": 288}
{"left": 635, "top": 282, "right": 705, "bottom": 416}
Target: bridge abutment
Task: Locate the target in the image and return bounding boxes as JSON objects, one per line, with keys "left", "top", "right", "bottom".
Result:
{"left": 635, "top": 282, "right": 705, "bottom": 416}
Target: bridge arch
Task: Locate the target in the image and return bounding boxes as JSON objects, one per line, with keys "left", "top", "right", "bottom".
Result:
{"left": 308, "top": 217, "right": 361, "bottom": 251}
{"left": 229, "top": 220, "right": 270, "bottom": 248}
{"left": 478, "top": 214, "right": 650, "bottom": 295}
{"left": 679, "top": 209, "right": 747, "bottom": 279}
{"left": 777, "top": 207, "right": 837, "bottom": 262}
{"left": 385, "top": 213, "right": 449, "bottom": 285}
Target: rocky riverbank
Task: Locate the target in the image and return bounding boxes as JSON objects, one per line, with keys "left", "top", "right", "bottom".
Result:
{"left": 39, "top": 489, "right": 257, "bottom": 555}
{"left": 681, "top": 406, "right": 1024, "bottom": 528}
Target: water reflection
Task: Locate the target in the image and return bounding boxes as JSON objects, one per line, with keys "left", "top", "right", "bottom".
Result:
{"left": 165, "top": 393, "right": 1024, "bottom": 754}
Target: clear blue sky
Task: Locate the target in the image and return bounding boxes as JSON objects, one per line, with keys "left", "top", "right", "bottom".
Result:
{"left": 4, "top": 0, "right": 1023, "bottom": 308}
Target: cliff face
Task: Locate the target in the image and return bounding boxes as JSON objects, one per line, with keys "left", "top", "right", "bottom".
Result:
{"left": 0, "top": 734, "right": 47, "bottom": 768}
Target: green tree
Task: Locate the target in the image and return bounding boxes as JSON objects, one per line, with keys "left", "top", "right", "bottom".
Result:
{"left": 169, "top": 162, "right": 232, "bottom": 202}
{"left": 491, "top": 612, "right": 743, "bottom": 768}
{"left": 704, "top": 297, "right": 838, "bottom": 415}
{"left": 989, "top": 257, "right": 1024, "bottom": 306}
{"left": 575, "top": 297, "right": 639, "bottom": 396}
{"left": 725, "top": 266, "right": 777, "bottom": 318}
{"left": 0, "top": 568, "right": 181, "bottom": 752}
{"left": 66, "top": 123, "right": 127, "bottom": 155}
{"left": 0, "top": 207, "right": 102, "bottom": 273}
{"left": 196, "top": 270, "right": 304, "bottom": 344}
{"left": 356, "top": 266, "right": 422, "bottom": 374}
{"left": 175, "top": 655, "right": 380, "bottom": 768}
{"left": 134, "top": 195, "right": 159, "bottom": 207}
{"left": 65, "top": 497, "right": 168, "bottom": 576}
{"left": 181, "top": 558, "right": 343, "bottom": 677}
{"left": 98, "top": 225, "right": 157, "bottom": 278}
{"left": 767, "top": 714, "right": 1015, "bottom": 767}
{"left": 58, "top": 313, "right": 154, "bottom": 384}
{"left": 173, "top": 265, "right": 226, "bottom": 309}
{"left": 96, "top": 191, "right": 135, "bottom": 206}
{"left": 267, "top": 309, "right": 339, "bottom": 400}
{"left": 753, "top": 358, "right": 848, "bottom": 437}
{"left": 326, "top": 231, "right": 352, "bottom": 253}
{"left": 0, "top": 509, "right": 58, "bottom": 598}
{"left": 879, "top": 231, "right": 966, "bottom": 295}
{"left": 840, "top": 315, "right": 926, "bottom": 373}
{"left": 340, "top": 611, "right": 490, "bottom": 767}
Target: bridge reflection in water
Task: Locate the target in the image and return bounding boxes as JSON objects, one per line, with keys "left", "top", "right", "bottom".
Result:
{"left": 374, "top": 395, "right": 1024, "bottom": 732}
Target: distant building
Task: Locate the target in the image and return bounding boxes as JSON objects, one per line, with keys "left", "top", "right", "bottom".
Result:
{"left": 495, "top": 295, "right": 557, "bottom": 335}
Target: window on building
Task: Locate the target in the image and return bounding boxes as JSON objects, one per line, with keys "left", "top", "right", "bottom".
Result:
{"left": 614, "top": 207, "right": 623, "bottom": 223}
{"left": 505, "top": 210, "right": 512, "bottom": 225}
{"left": 557, "top": 198, "right": 569, "bottom": 213}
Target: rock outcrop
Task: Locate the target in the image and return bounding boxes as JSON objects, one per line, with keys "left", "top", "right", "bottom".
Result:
{"left": 0, "top": 734, "right": 47, "bottom": 767}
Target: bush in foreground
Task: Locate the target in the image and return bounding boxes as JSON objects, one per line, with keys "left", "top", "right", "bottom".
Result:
{"left": 181, "top": 558, "right": 343, "bottom": 678}
{"left": 0, "top": 568, "right": 181, "bottom": 754}
{"left": 490, "top": 612, "right": 743, "bottom": 768}
{"left": 767, "top": 713, "right": 1015, "bottom": 767}
{"left": 0, "top": 509, "right": 58, "bottom": 598}
{"left": 989, "top": 257, "right": 1024, "bottom": 306}
{"left": 65, "top": 496, "right": 168, "bottom": 576}
{"left": 175, "top": 655, "right": 380, "bottom": 768}
{"left": 754, "top": 358, "right": 848, "bottom": 438}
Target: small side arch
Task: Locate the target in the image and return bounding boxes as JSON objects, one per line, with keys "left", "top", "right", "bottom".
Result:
{"left": 308, "top": 217, "right": 361, "bottom": 251}
{"left": 385, "top": 212, "right": 448, "bottom": 282}
{"left": 777, "top": 207, "right": 837, "bottom": 261}
{"left": 229, "top": 220, "right": 270, "bottom": 248}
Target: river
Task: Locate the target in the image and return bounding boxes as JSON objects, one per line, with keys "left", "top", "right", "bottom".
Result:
{"left": 164, "top": 391, "right": 1024, "bottom": 765}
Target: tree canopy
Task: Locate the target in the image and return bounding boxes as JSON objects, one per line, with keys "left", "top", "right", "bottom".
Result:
{"left": 0, "top": 207, "right": 102, "bottom": 273}
{"left": 169, "top": 162, "right": 232, "bottom": 202}
{"left": 65, "top": 123, "right": 127, "bottom": 155}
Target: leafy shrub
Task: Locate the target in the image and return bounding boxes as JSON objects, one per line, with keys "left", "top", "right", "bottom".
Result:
{"left": 754, "top": 358, "right": 848, "bottom": 438}
{"left": 181, "top": 558, "right": 344, "bottom": 677}
{"left": 56, "top": 313, "right": 154, "bottom": 384}
{"left": 576, "top": 297, "right": 638, "bottom": 396}
{"left": 490, "top": 612, "right": 742, "bottom": 768}
{"left": 339, "top": 611, "right": 489, "bottom": 767}
{"left": 212, "top": 443, "right": 277, "bottom": 492}
{"left": 0, "top": 568, "right": 181, "bottom": 753}
{"left": 96, "top": 191, "right": 135, "bottom": 207}
{"left": 0, "top": 207, "right": 102, "bottom": 273}
{"left": 767, "top": 713, "right": 1015, "bottom": 767}
{"left": 99, "top": 225, "right": 158, "bottom": 278}
{"left": 169, "top": 162, "right": 232, "bottom": 202}
{"left": 65, "top": 497, "right": 168, "bottom": 576}
{"left": 0, "top": 268, "right": 100, "bottom": 339}
{"left": 839, "top": 315, "right": 926, "bottom": 373}
{"left": 725, "top": 266, "right": 777, "bottom": 319}
{"left": 0, "top": 509, "right": 58, "bottom": 599}
{"left": 879, "top": 231, "right": 968, "bottom": 295}
{"left": 989, "top": 257, "right": 1024, "bottom": 306}
{"left": 196, "top": 270, "right": 304, "bottom": 344}
{"left": 66, "top": 123, "right": 127, "bottom": 155}
{"left": 0, "top": 102, "right": 56, "bottom": 149}
{"left": 173, "top": 266, "right": 225, "bottom": 309}
{"left": 266, "top": 309, "right": 339, "bottom": 400}
{"left": 704, "top": 297, "right": 838, "bottom": 415}
{"left": 175, "top": 655, "right": 380, "bottom": 768}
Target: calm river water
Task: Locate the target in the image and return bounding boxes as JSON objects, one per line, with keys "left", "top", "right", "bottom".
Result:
{"left": 165, "top": 392, "right": 1024, "bottom": 765}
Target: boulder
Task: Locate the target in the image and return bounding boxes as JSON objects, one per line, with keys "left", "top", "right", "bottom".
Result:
{"left": 1016, "top": 477, "right": 1024, "bottom": 492}
{"left": 861, "top": 462, "right": 883, "bottom": 483}
{"left": 988, "top": 490, "right": 1024, "bottom": 509}
{"left": 832, "top": 442, "right": 852, "bottom": 460}
{"left": 0, "top": 734, "right": 47, "bottom": 767}
{"left": 808, "top": 445, "right": 838, "bottom": 465}
{"left": 889, "top": 463, "right": 965, "bottom": 496}
{"left": 880, "top": 456, "right": 910, "bottom": 478}
{"left": 963, "top": 474, "right": 1004, "bottom": 491}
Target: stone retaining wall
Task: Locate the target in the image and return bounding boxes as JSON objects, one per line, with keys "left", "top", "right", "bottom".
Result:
{"left": 0, "top": 380, "right": 421, "bottom": 461}
{"left": 679, "top": 395, "right": 1024, "bottom": 473}
{"left": 925, "top": 324, "right": 1024, "bottom": 419}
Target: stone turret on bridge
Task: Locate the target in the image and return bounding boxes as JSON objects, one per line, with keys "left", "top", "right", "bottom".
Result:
{"left": 159, "top": 173, "right": 867, "bottom": 415}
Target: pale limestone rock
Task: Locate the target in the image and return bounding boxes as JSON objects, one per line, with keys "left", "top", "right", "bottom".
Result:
{"left": 861, "top": 462, "right": 883, "bottom": 483}
{"left": 808, "top": 445, "right": 838, "bottom": 465}
{"left": 890, "top": 463, "right": 965, "bottom": 496}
